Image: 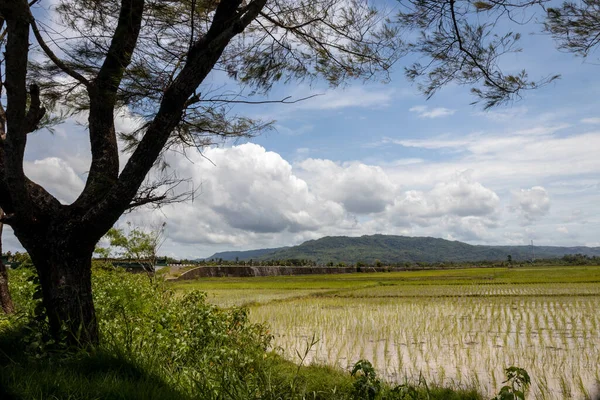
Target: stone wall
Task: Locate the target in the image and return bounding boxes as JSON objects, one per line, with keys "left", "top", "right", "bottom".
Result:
{"left": 175, "top": 265, "right": 407, "bottom": 280}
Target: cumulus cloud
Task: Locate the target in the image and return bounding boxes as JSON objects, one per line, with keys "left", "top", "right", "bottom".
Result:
{"left": 130, "top": 147, "right": 504, "bottom": 251}
{"left": 150, "top": 144, "right": 352, "bottom": 247}
{"left": 387, "top": 174, "right": 499, "bottom": 221}
{"left": 297, "top": 159, "right": 397, "bottom": 214}
{"left": 9, "top": 121, "right": 593, "bottom": 257}
{"left": 24, "top": 157, "right": 85, "bottom": 203}
{"left": 511, "top": 186, "right": 551, "bottom": 224}
{"left": 427, "top": 174, "right": 500, "bottom": 217}
{"left": 443, "top": 216, "right": 499, "bottom": 242}
{"left": 383, "top": 174, "right": 500, "bottom": 239}
{"left": 409, "top": 105, "right": 455, "bottom": 119}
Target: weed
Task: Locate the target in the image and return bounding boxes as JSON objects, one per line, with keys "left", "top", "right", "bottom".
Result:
{"left": 493, "top": 367, "right": 531, "bottom": 400}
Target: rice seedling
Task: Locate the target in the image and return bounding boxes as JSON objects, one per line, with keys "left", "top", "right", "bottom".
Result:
{"left": 173, "top": 265, "right": 600, "bottom": 399}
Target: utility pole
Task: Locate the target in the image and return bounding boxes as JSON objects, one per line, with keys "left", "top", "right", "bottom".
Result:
{"left": 531, "top": 240, "right": 535, "bottom": 263}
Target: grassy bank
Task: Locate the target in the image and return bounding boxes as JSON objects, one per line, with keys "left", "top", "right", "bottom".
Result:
{"left": 0, "top": 265, "right": 482, "bottom": 400}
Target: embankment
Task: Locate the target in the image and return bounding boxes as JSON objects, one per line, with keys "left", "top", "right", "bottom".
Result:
{"left": 175, "top": 265, "right": 406, "bottom": 280}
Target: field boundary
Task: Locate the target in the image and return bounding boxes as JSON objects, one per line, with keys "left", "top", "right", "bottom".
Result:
{"left": 174, "top": 265, "right": 413, "bottom": 280}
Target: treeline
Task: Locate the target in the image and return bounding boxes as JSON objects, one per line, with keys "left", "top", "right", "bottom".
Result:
{"left": 555, "top": 254, "right": 600, "bottom": 265}
{"left": 0, "top": 252, "right": 33, "bottom": 268}
{"left": 4, "top": 252, "right": 599, "bottom": 271}
{"left": 173, "top": 256, "right": 600, "bottom": 269}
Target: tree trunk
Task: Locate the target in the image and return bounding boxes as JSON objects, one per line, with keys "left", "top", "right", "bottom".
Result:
{"left": 32, "top": 248, "right": 98, "bottom": 347}
{"left": 0, "top": 260, "right": 15, "bottom": 315}
{"left": 0, "top": 209, "right": 15, "bottom": 315}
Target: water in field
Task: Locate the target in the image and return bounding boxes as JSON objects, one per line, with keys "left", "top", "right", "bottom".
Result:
{"left": 177, "top": 267, "right": 600, "bottom": 399}
{"left": 253, "top": 294, "right": 600, "bottom": 399}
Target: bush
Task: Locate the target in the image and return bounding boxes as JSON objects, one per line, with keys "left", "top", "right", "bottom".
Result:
{"left": 0, "top": 266, "right": 349, "bottom": 399}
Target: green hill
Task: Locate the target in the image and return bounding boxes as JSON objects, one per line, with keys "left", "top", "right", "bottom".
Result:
{"left": 206, "top": 234, "right": 600, "bottom": 264}
{"left": 203, "top": 247, "right": 287, "bottom": 261}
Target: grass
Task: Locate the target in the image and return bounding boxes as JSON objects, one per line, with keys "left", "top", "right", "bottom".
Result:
{"left": 0, "top": 266, "right": 483, "bottom": 400}
{"left": 170, "top": 265, "right": 600, "bottom": 399}
{"left": 170, "top": 265, "right": 600, "bottom": 294}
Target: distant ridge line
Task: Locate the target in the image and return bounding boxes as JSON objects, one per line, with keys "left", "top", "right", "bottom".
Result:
{"left": 203, "top": 234, "right": 600, "bottom": 264}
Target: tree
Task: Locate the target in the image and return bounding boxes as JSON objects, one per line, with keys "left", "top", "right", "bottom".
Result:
{"left": 546, "top": 0, "right": 600, "bottom": 58}
{"left": 398, "top": 0, "right": 600, "bottom": 107}
{"left": 0, "top": 25, "right": 14, "bottom": 315}
{"left": 0, "top": 0, "right": 402, "bottom": 346}
{"left": 0, "top": 207, "right": 15, "bottom": 314}
{"left": 95, "top": 222, "right": 166, "bottom": 277}
{"left": 397, "top": 0, "right": 561, "bottom": 108}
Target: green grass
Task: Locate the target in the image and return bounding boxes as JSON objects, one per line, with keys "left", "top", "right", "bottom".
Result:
{"left": 169, "top": 265, "right": 600, "bottom": 307}
{"left": 0, "top": 346, "right": 482, "bottom": 400}
{"left": 3, "top": 264, "right": 594, "bottom": 399}
{"left": 0, "top": 266, "right": 483, "bottom": 400}
{"left": 170, "top": 265, "right": 600, "bottom": 399}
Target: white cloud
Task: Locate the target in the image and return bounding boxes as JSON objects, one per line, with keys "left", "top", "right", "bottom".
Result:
{"left": 474, "top": 107, "right": 528, "bottom": 122}
{"left": 274, "top": 124, "right": 314, "bottom": 136}
{"left": 409, "top": 105, "right": 456, "bottom": 118}
{"left": 428, "top": 174, "right": 500, "bottom": 217}
{"left": 581, "top": 117, "right": 600, "bottom": 124}
{"left": 7, "top": 111, "right": 599, "bottom": 258}
{"left": 293, "top": 86, "right": 395, "bottom": 111}
{"left": 24, "top": 157, "right": 85, "bottom": 203}
{"left": 386, "top": 173, "right": 499, "bottom": 223}
{"left": 389, "top": 124, "right": 569, "bottom": 153}
{"left": 442, "top": 216, "right": 499, "bottom": 242}
{"left": 114, "top": 107, "right": 146, "bottom": 135}
{"left": 148, "top": 144, "right": 353, "bottom": 248}
{"left": 391, "top": 158, "right": 424, "bottom": 166}
{"left": 130, "top": 147, "right": 505, "bottom": 253}
{"left": 388, "top": 135, "right": 471, "bottom": 150}
{"left": 383, "top": 127, "right": 600, "bottom": 192}
{"left": 297, "top": 159, "right": 397, "bottom": 214}
{"left": 511, "top": 186, "right": 551, "bottom": 224}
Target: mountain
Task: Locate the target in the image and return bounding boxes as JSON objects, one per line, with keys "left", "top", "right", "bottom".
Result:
{"left": 204, "top": 247, "right": 286, "bottom": 261}
{"left": 204, "top": 235, "right": 600, "bottom": 264}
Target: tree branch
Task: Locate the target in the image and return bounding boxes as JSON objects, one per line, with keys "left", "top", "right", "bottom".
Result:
{"left": 125, "top": 173, "right": 196, "bottom": 211}
{"left": 94, "top": 0, "right": 146, "bottom": 96}
{"left": 185, "top": 93, "right": 322, "bottom": 107}
{"left": 24, "top": 84, "right": 46, "bottom": 133}
{"left": 81, "top": 0, "right": 269, "bottom": 236}
{"left": 75, "top": 0, "right": 146, "bottom": 208}
{"left": 2, "top": 1, "right": 34, "bottom": 222}
{"left": 0, "top": 212, "right": 15, "bottom": 226}
{"left": 449, "top": 0, "right": 508, "bottom": 94}
{"left": 0, "top": 2, "right": 61, "bottom": 224}
{"left": 29, "top": 15, "right": 91, "bottom": 87}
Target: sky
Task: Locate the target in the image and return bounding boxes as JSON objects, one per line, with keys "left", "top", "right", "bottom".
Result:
{"left": 4, "top": 1, "right": 600, "bottom": 259}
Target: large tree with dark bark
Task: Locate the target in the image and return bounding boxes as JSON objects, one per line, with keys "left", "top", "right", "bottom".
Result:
{"left": 0, "top": 0, "right": 596, "bottom": 347}
{"left": 0, "top": 207, "right": 15, "bottom": 315}
{"left": 0, "top": 0, "right": 403, "bottom": 346}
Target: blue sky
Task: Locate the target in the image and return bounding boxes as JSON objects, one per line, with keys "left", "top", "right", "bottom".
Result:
{"left": 4, "top": 1, "right": 600, "bottom": 258}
